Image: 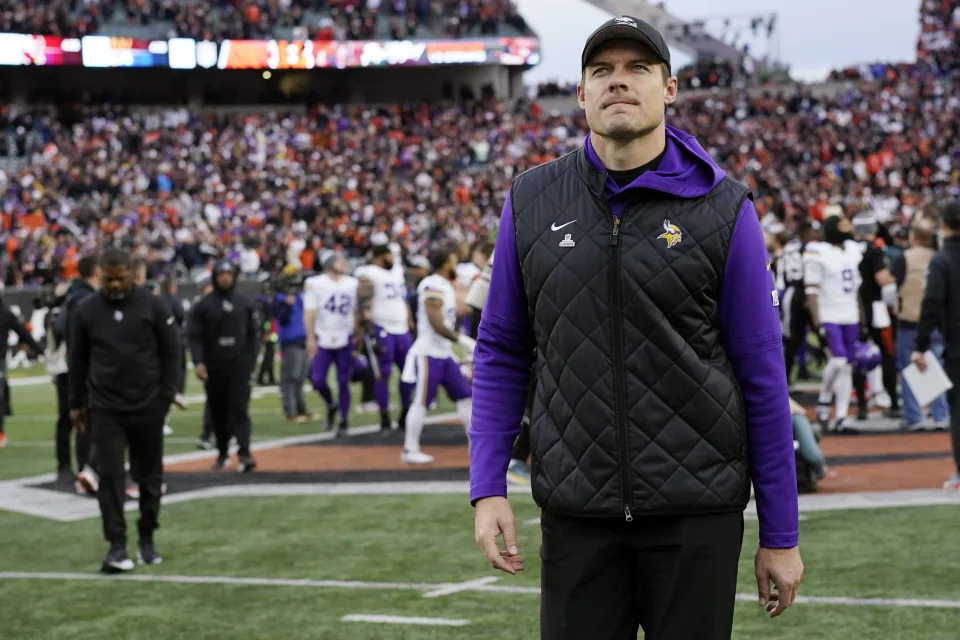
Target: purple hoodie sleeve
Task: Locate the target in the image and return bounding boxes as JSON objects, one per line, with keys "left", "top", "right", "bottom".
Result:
{"left": 719, "top": 199, "right": 799, "bottom": 549}
{"left": 469, "top": 193, "right": 536, "bottom": 504}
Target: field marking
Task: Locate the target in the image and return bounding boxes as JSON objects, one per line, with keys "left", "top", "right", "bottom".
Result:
{"left": 0, "top": 412, "right": 462, "bottom": 522}
{"left": 422, "top": 576, "right": 500, "bottom": 598}
{"left": 2, "top": 572, "right": 959, "bottom": 610}
{"left": 342, "top": 614, "right": 469, "bottom": 626}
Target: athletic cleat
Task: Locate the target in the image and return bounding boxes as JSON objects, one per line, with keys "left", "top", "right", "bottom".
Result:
{"left": 137, "top": 540, "right": 163, "bottom": 565}
{"left": 101, "top": 545, "right": 134, "bottom": 574}
{"left": 401, "top": 450, "right": 435, "bottom": 465}
{"left": 196, "top": 436, "right": 212, "bottom": 450}
{"left": 943, "top": 474, "right": 960, "bottom": 490}
{"left": 238, "top": 455, "right": 257, "bottom": 473}
{"left": 832, "top": 417, "right": 860, "bottom": 434}
{"left": 506, "top": 459, "right": 531, "bottom": 486}
{"left": 211, "top": 456, "right": 228, "bottom": 471}
{"left": 162, "top": 424, "right": 174, "bottom": 437}
{"left": 125, "top": 483, "right": 140, "bottom": 500}
{"left": 380, "top": 412, "right": 392, "bottom": 433}
{"left": 932, "top": 421, "right": 950, "bottom": 432}
{"left": 815, "top": 404, "right": 831, "bottom": 429}
{"left": 77, "top": 466, "right": 99, "bottom": 495}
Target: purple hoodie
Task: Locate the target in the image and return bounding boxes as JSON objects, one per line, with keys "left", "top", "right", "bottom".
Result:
{"left": 470, "top": 125, "right": 799, "bottom": 549}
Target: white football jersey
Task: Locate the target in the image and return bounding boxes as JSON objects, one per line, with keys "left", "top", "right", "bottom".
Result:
{"left": 355, "top": 263, "right": 409, "bottom": 335}
{"left": 303, "top": 274, "right": 358, "bottom": 349}
{"left": 456, "top": 262, "right": 481, "bottom": 291}
{"left": 410, "top": 274, "right": 457, "bottom": 359}
{"left": 803, "top": 241, "right": 863, "bottom": 325}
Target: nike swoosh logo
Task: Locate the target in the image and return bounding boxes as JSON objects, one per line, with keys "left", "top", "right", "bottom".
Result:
{"left": 551, "top": 220, "right": 577, "bottom": 231}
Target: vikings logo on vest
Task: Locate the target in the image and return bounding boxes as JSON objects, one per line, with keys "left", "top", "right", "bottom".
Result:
{"left": 771, "top": 290, "right": 780, "bottom": 307}
{"left": 614, "top": 16, "right": 638, "bottom": 28}
{"left": 657, "top": 219, "right": 682, "bottom": 248}
{"left": 113, "top": 310, "right": 123, "bottom": 322}
{"left": 559, "top": 233, "right": 576, "bottom": 248}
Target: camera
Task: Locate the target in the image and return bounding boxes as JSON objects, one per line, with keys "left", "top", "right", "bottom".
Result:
{"left": 270, "top": 272, "right": 304, "bottom": 296}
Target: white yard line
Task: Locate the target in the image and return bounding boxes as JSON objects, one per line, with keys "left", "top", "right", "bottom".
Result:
{"left": 422, "top": 576, "right": 501, "bottom": 598}
{"left": 1, "top": 572, "right": 958, "bottom": 610}
{"left": 342, "top": 614, "right": 470, "bottom": 626}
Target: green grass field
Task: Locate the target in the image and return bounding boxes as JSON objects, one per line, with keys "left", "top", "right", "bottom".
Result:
{"left": 1, "top": 370, "right": 958, "bottom": 639}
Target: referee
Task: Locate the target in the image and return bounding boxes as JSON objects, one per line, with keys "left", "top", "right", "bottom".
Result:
{"left": 68, "top": 248, "right": 180, "bottom": 573}
{"left": 469, "top": 16, "right": 802, "bottom": 639}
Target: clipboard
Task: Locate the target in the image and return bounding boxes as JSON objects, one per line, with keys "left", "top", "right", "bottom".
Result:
{"left": 902, "top": 350, "right": 953, "bottom": 408}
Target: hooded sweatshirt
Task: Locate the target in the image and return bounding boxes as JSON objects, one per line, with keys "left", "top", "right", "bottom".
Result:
{"left": 469, "top": 125, "right": 799, "bottom": 549}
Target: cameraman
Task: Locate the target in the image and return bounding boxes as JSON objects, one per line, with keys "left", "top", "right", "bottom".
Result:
{"left": 271, "top": 266, "right": 312, "bottom": 422}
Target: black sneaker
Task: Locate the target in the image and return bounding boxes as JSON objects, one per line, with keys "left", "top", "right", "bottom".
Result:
{"left": 196, "top": 436, "right": 213, "bottom": 450}
{"left": 336, "top": 420, "right": 349, "bottom": 439}
{"left": 380, "top": 412, "right": 392, "bottom": 433}
{"left": 238, "top": 455, "right": 257, "bottom": 473}
{"left": 101, "top": 545, "right": 134, "bottom": 574}
{"left": 211, "top": 456, "right": 228, "bottom": 470}
{"left": 137, "top": 540, "right": 163, "bottom": 566}
{"left": 327, "top": 404, "right": 339, "bottom": 431}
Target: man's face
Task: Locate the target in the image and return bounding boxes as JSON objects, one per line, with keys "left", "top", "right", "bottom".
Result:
{"left": 382, "top": 254, "right": 395, "bottom": 271}
{"left": 577, "top": 40, "right": 677, "bottom": 142}
{"left": 102, "top": 265, "right": 132, "bottom": 300}
{"left": 216, "top": 271, "right": 235, "bottom": 290}
{"left": 837, "top": 218, "right": 853, "bottom": 235}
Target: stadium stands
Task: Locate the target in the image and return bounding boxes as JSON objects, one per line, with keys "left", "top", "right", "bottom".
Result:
{"left": 0, "top": 0, "right": 534, "bottom": 41}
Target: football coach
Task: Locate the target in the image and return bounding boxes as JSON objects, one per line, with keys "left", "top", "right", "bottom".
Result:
{"left": 469, "top": 16, "right": 802, "bottom": 639}
{"left": 69, "top": 248, "right": 180, "bottom": 573}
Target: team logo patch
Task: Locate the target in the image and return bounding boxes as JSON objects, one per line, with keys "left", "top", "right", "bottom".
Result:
{"left": 559, "top": 233, "right": 576, "bottom": 248}
{"left": 772, "top": 290, "right": 780, "bottom": 307}
{"left": 222, "top": 300, "right": 234, "bottom": 313}
{"left": 657, "top": 219, "right": 682, "bottom": 248}
{"left": 113, "top": 310, "right": 123, "bottom": 322}
{"left": 614, "top": 16, "right": 638, "bottom": 28}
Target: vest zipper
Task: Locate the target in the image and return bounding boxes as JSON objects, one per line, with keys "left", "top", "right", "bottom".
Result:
{"left": 609, "top": 214, "right": 633, "bottom": 522}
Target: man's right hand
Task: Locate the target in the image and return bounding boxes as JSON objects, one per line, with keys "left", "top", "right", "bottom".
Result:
{"left": 195, "top": 363, "right": 208, "bottom": 381}
{"left": 69, "top": 408, "right": 86, "bottom": 433}
{"left": 474, "top": 496, "right": 525, "bottom": 575}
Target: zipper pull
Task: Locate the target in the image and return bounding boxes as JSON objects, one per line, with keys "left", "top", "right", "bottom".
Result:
{"left": 611, "top": 218, "right": 621, "bottom": 246}
{"left": 624, "top": 506, "right": 633, "bottom": 522}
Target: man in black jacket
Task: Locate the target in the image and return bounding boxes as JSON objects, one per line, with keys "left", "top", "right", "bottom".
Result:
{"left": 187, "top": 260, "right": 259, "bottom": 472}
{"left": 51, "top": 254, "right": 101, "bottom": 484}
{"left": 68, "top": 248, "right": 180, "bottom": 573}
{"left": 912, "top": 200, "right": 960, "bottom": 490}
{"left": 59, "top": 254, "right": 102, "bottom": 493}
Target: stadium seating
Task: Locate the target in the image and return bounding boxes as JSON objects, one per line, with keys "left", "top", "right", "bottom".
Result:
{"left": 0, "top": 0, "right": 533, "bottom": 42}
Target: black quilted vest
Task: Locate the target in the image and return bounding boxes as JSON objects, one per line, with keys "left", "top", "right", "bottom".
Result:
{"left": 512, "top": 145, "right": 752, "bottom": 520}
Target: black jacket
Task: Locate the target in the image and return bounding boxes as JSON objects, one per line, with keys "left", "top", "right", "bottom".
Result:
{"left": 68, "top": 286, "right": 180, "bottom": 413}
{"left": 54, "top": 279, "right": 96, "bottom": 346}
{"left": 916, "top": 236, "right": 960, "bottom": 360}
{"left": 187, "top": 288, "right": 259, "bottom": 371}
{"left": 512, "top": 147, "right": 751, "bottom": 518}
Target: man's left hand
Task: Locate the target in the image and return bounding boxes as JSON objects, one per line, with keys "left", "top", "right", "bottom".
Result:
{"left": 755, "top": 546, "right": 803, "bottom": 618}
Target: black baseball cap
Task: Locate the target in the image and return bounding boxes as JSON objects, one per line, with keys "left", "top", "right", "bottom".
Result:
{"left": 581, "top": 15, "right": 671, "bottom": 73}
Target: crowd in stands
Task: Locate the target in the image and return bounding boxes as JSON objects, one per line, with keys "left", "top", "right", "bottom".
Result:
{"left": 0, "top": 0, "right": 531, "bottom": 41}
{"left": 0, "top": 2, "right": 957, "bottom": 288}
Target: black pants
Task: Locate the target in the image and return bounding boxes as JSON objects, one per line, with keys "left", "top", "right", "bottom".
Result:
{"left": 945, "top": 361, "right": 960, "bottom": 474}
{"left": 257, "top": 342, "right": 276, "bottom": 386}
{"left": 54, "top": 373, "right": 91, "bottom": 472}
{"left": 782, "top": 287, "right": 810, "bottom": 382}
{"left": 540, "top": 510, "right": 744, "bottom": 640}
{"left": 206, "top": 364, "right": 252, "bottom": 458}
{"left": 91, "top": 403, "right": 165, "bottom": 545}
